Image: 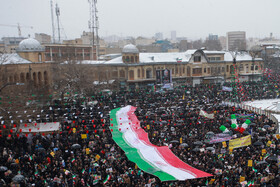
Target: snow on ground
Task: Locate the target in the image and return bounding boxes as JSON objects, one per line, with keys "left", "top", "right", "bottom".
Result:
{"left": 242, "top": 99, "right": 280, "bottom": 133}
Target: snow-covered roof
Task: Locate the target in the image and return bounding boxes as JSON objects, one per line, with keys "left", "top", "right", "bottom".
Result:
{"left": 0, "top": 53, "right": 32, "bottom": 65}
{"left": 223, "top": 51, "right": 262, "bottom": 62}
{"left": 122, "top": 44, "right": 139, "bottom": 54}
{"left": 17, "top": 38, "right": 45, "bottom": 52}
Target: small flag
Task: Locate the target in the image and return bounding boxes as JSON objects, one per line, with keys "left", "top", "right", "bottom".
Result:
{"left": 248, "top": 180, "right": 254, "bottom": 187}
{"left": 71, "top": 158, "right": 76, "bottom": 163}
{"left": 252, "top": 167, "right": 257, "bottom": 173}
{"left": 82, "top": 169, "right": 85, "bottom": 174}
{"left": 29, "top": 155, "right": 33, "bottom": 161}
{"left": 103, "top": 175, "right": 111, "bottom": 184}
{"left": 35, "top": 171, "right": 39, "bottom": 177}
{"left": 219, "top": 125, "right": 229, "bottom": 133}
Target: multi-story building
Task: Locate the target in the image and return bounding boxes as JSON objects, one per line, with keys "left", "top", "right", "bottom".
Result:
{"left": 171, "top": 31, "right": 177, "bottom": 41}
{"left": 226, "top": 31, "right": 246, "bottom": 51}
{"left": 0, "top": 40, "right": 264, "bottom": 93}
{"left": 35, "top": 33, "right": 51, "bottom": 44}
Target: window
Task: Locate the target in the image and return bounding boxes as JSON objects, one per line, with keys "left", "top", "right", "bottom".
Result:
{"left": 120, "top": 70, "right": 125, "bottom": 78}
{"left": 239, "top": 64, "right": 244, "bottom": 71}
{"left": 137, "top": 69, "right": 140, "bottom": 78}
{"left": 204, "top": 68, "right": 206, "bottom": 73}
{"left": 255, "top": 66, "right": 258, "bottom": 70}
{"left": 251, "top": 64, "right": 254, "bottom": 71}
{"left": 172, "top": 68, "right": 175, "bottom": 75}
{"left": 192, "top": 68, "right": 202, "bottom": 74}
{"left": 222, "top": 67, "right": 225, "bottom": 72}
{"left": 183, "top": 67, "right": 185, "bottom": 74}
{"left": 131, "top": 56, "right": 134, "bottom": 63}
{"left": 175, "top": 66, "right": 178, "bottom": 74}
{"left": 227, "top": 65, "right": 229, "bottom": 72}
{"left": 146, "top": 68, "right": 152, "bottom": 79}
{"left": 194, "top": 56, "right": 201, "bottom": 62}
{"left": 207, "top": 68, "right": 210, "bottom": 74}
{"left": 129, "top": 70, "right": 134, "bottom": 80}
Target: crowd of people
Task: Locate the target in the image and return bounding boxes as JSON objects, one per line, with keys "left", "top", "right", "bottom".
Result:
{"left": 0, "top": 64, "right": 280, "bottom": 186}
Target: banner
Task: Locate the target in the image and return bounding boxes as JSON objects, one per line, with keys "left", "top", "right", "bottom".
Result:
{"left": 110, "top": 106, "right": 212, "bottom": 181}
{"left": 229, "top": 135, "right": 251, "bottom": 149}
{"left": 222, "top": 86, "right": 233, "bottom": 92}
{"left": 161, "top": 69, "right": 172, "bottom": 85}
{"left": 19, "top": 122, "right": 60, "bottom": 133}
{"left": 199, "top": 110, "right": 214, "bottom": 119}
{"left": 206, "top": 133, "right": 232, "bottom": 144}
{"left": 156, "top": 70, "right": 162, "bottom": 84}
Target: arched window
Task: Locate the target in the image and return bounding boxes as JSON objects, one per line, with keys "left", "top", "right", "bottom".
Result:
{"left": 9, "top": 76, "right": 14, "bottom": 83}
{"left": 33, "top": 72, "right": 37, "bottom": 86}
{"left": 146, "top": 68, "right": 152, "bottom": 79}
{"left": 131, "top": 56, "right": 134, "bottom": 63}
{"left": 38, "top": 53, "right": 42, "bottom": 62}
{"left": 135, "top": 56, "right": 139, "bottom": 63}
{"left": 125, "top": 56, "right": 130, "bottom": 63}
{"left": 20, "top": 73, "right": 25, "bottom": 83}
{"left": 26, "top": 73, "right": 30, "bottom": 81}
{"left": 14, "top": 74, "right": 18, "bottom": 83}
{"left": 129, "top": 70, "right": 134, "bottom": 80}
{"left": 44, "top": 71, "right": 48, "bottom": 85}
{"left": 227, "top": 65, "right": 229, "bottom": 72}
{"left": 38, "top": 72, "right": 42, "bottom": 85}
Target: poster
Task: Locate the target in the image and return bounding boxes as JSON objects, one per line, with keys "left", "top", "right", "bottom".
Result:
{"left": 228, "top": 135, "right": 251, "bottom": 149}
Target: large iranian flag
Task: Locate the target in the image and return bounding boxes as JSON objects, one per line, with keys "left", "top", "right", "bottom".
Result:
{"left": 110, "top": 106, "right": 212, "bottom": 181}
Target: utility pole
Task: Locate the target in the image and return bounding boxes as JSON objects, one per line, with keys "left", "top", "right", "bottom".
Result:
{"left": 56, "top": 3, "right": 61, "bottom": 43}
{"left": 50, "top": 0, "right": 56, "bottom": 43}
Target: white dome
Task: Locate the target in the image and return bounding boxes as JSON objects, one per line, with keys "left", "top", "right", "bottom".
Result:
{"left": 122, "top": 44, "right": 139, "bottom": 54}
{"left": 17, "top": 38, "right": 45, "bottom": 52}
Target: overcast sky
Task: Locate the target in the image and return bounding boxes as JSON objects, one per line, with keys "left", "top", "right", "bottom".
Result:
{"left": 0, "top": 0, "right": 279, "bottom": 40}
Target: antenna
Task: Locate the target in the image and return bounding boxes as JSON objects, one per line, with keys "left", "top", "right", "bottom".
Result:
{"left": 50, "top": 0, "right": 55, "bottom": 43}
{"left": 88, "top": 0, "right": 99, "bottom": 60}
{"left": 56, "top": 3, "right": 61, "bottom": 43}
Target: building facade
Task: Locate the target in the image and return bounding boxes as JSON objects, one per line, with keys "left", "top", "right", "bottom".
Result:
{"left": 226, "top": 31, "right": 246, "bottom": 51}
{"left": 0, "top": 40, "right": 264, "bottom": 94}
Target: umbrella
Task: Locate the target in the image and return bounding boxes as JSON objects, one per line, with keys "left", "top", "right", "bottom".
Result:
{"left": 192, "top": 148, "right": 201, "bottom": 152}
{"left": 256, "top": 161, "right": 268, "bottom": 166}
{"left": 253, "top": 141, "right": 263, "bottom": 146}
{"left": 263, "top": 125, "right": 271, "bottom": 129}
{"left": 180, "top": 143, "right": 188, "bottom": 147}
{"left": 206, "top": 132, "right": 215, "bottom": 135}
{"left": 36, "top": 148, "right": 46, "bottom": 152}
{"left": 250, "top": 123, "right": 256, "bottom": 126}
{"left": 0, "top": 166, "right": 7, "bottom": 172}
{"left": 206, "top": 147, "right": 215, "bottom": 151}
{"left": 267, "top": 156, "right": 278, "bottom": 161}
{"left": 160, "top": 121, "right": 168, "bottom": 125}
{"left": 258, "top": 136, "right": 266, "bottom": 140}
{"left": 170, "top": 140, "right": 179, "bottom": 143}
{"left": 12, "top": 174, "right": 25, "bottom": 183}
{"left": 71, "top": 144, "right": 81, "bottom": 149}
{"left": 224, "top": 123, "right": 231, "bottom": 128}
{"left": 194, "top": 141, "right": 203, "bottom": 145}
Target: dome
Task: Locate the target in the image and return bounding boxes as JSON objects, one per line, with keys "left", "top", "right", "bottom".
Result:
{"left": 17, "top": 38, "right": 45, "bottom": 52}
{"left": 122, "top": 44, "right": 139, "bottom": 54}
